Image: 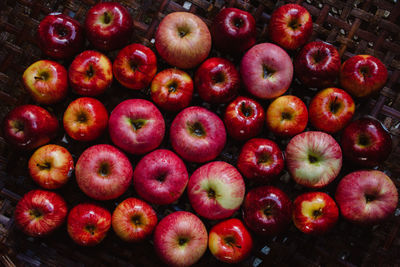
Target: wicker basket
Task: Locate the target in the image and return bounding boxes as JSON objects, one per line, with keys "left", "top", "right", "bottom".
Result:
{"left": 0, "top": 0, "right": 399, "bottom": 266}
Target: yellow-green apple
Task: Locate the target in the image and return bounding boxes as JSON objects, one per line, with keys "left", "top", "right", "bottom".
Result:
{"left": 155, "top": 12, "right": 211, "bottom": 69}
{"left": 153, "top": 211, "right": 208, "bottom": 267}
{"left": 108, "top": 99, "right": 165, "bottom": 155}
{"left": 241, "top": 43, "right": 293, "bottom": 99}
{"left": 75, "top": 144, "right": 133, "bottom": 200}
{"left": 285, "top": 131, "right": 342, "bottom": 188}
{"left": 169, "top": 106, "right": 226, "bottom": 163}
{"left": 187, "top": 161, "right": 245, "bottom": 220}
{"left": 28, "top": 144, "right": 73, "bottom": 189}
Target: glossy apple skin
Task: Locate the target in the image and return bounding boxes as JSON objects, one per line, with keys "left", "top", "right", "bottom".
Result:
{"left": 14, "top": 190, "right": 67, "bottom": 237}
{"left": 293, "top": 192, "right": 339, "bottom": 234}
{"left": 155, "top": 12, "right": 211, "bottom": 69}
{"left": 151, "top": 68, "right": 193, "bottom": 112}
{"left": 75, "top": 144, "right": 133, "bottom": 200}
{"left": 340, "top": 55, "right": 388, "bottom": 97}
{"left": 224, "top": 96, "right": 265, "bottom": 141}
{"left": 22, "top": 60, "right": 68, "bottom": 104}
{"left": 133, "top": 149, "right": 188, "bottom": 205}
{"left": 85, "top": 2, "right": 133, "bottom": 51}
{"left": 294, "top": 41, "right": 341, "bottom": 88}
{"left": 37, "top": 13, "right": 84, "bottom": 59}
{"left": 268, "top": 4, "right": 313, "bottom": 50}
{"left": 2, "top": 105, "right": 58, "bottom": 150}
{"left": 195, "top": 57, "right": 239, "bottom": 104}
{"left": 341, "top": 117, "right": 392, "bottom": 167}
{"left": 241, "top": 43, "right": 293, "bottom": 99}
{"left": 170, "top": 106, "right": 226, "bottom": 163}
{"left": 237, "top": 138, "right": 284, "bottom": 183}
{"left": 266, "top": 95, "right": 308, "bottom": 137}
{"left": 113, "top": 43, "right": 157, "bottom": 90}
{"left": 153, "top": 211, "right": 208, "bottom": 267}
{"left": 309, "top": 88, "right": 355, "bottom": 133}
{"left": 286, "top": 131, "right": 342, "bottom": 188}
{"left": 211, "top": 7, "right": 256, "bottom": 54}
{"left": 67, "top": 203, "right": 111, "bottom": 246}
{"left": 242, "top": 186, "right": 292, "bottom": 235}
{"left": 108, "top": 99, "right": 165, "bottom": 155}
{"left": 335, "top": 170, "right": 398, "bottom": 225}
{"left": 209, "top": 218, "right": 253, "bottom": 264}
{"left": 188, "top": 161, "right": 245, "bottom": 220}
{"left": 69, "top": 50, "right": 113, "bottom": 96}
{"left": 28, "top": 144, "right": 73, "bottom": 189}
{"left": 112, "top": 198, "right": 157, "bottom": 242}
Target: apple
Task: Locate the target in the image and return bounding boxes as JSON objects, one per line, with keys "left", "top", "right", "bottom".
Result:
{"left": 240, "top": 43, "right": 293, "bottom": 99}
{"left": 133, "top": 149, "right": 188, "bottom": 205}
{"left": 187, "top": 161, "right": 245, "bottom": 220}
{"left": 209, "top": 218, "right": 253, "bottom": 263}
{"left": 14, "top": 189, "right": 67, "bottom": 237}
{"left": 224, "top": 96, "right": 265, "bottom": 141}
{"left": 28, "top": 144, "right": 73, "bottom": 189}
{"left": 285, "top": 131, "right": 342, "bottom": 188}
{"left": 150, "top": 68, "right": 193, "bottom": 112}
{"left": 2, "top": 105, "right": 58, "bottom": 150}
{"left": 195, "top": 57, "right": 239, "bottom": 104}
{"left": 113, "top": 43, "right": 157, "bottom": 90}
{"left": 75, "top": 144, "right": 133, "bottom": 200}
{"left": 67, "top": 203, "right": 111, "bottom": 246}
{"left": 112, "top": 197, "right": 157, "bottom": 242}
{"left": 37, "top": 13, "right": 84, "bottom": 59}
{"left": 340, "top": 55, "right": 388, "bottom": 97}
{"left": 170, "top": 106, "right": 226, "bottom": 163}
{"left": 309, "top": 88, "right": 355, "bottom": 133}
{"left": 153, "top": 211, "right": 208, "bottom": 267}
{"left": 293, "top": 192, "right": 339, "bottom": 234}
{"left": 63, "top": 97, "right": 108, "bottom": 142}
{"left": 266, "top": 95, "right": 308, "bottom": 137}
{"left": 335, "top": 170, "right": 398, "bottom": 225}
{"left": 341, "top": 117, "right": 392, "bottom": 167}
{"left": 294, "top": 41, "right": 341, "bottom": 88}
{"left": 68, "top": 50, "right": 113, "bottom": 96}
{"left": 108, "top": 99, "right": 165, "bottom": 155}
{"left": 22, "top": 60, "right": 68, "bottom": 104}
{"left": 237, "top": 138, "right": 284, "bottom": 183}
{"left": 211, "top": 7, "right": 256, "bottom": 54}
{"left": 85, "top": 2, "right": 133, "bottom": 51}
{"left": 242, "top": 186, "right": 292, "bottom": 235}
{"left": 268, "top": 4, "right": 313, "bottom": 50}
{"left": 155, "top": 12, "right": 211, "bottom": 69}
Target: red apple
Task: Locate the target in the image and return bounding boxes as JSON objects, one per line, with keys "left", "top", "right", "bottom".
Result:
{"left": 268, "top": 4, "right": 313, "bottom": 50}
{"left": 153, "top": 211, "right": 208, "bottom": 267}
{"left": 68, "top": 50, "right": 113, "bottom": 96}
{"left": 112, "top": 198, "right": 157, "bottom": 242}
{"left": 75, "top": 144, "right": 133, "bottom": 200}
{"left": 113, "top": 43, "right": 157, "bottom": 90}
{"left": 241, "top": 43, "right": 293, "bottom": 99}
{"left": 188, "top": 161, "right": 245, "bottom": 220}
{"left": 340, "top": 55, "right": 388, "bottom": 97}
{"left": 224, "top": 96, "right": 265, "bottom": 141}
{"left": 150, "top": 68, "right": 193, "bottom": 112}
{"left": 85, "top": 2, "right": 133, "bottom": 51}
{"left": 195, "top": 57, "right": 239, "bottom": 104}
{"left": 170, "top": 106, "right": 226, "bottom": 163}
{"left": 266, "top": 95, "right": 308, "bottom": 137}
{"left": 28, "top": 144, "right": 73, "bottom": 189}
{"left": 14, "top": 190, "right": 67, "bottom": 237}
{"left": 108, "top": 99, "right": 165, "bottom": 155}
{"left": 155, "top": 12, "right": 211, "bottom": 69}
{"left": 209, "top": 218, "right": 253, "bottom": 263}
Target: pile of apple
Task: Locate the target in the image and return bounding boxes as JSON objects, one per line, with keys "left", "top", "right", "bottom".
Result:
{"left": 3, "top": 2, "right": 398, "bottom": 266}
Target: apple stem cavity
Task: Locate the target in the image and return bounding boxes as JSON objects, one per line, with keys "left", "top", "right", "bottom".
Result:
{"left": 312, "top": 208, "right": 322, "bottom": 218}
{"left": 263, "top": 205, "right": 273, "bottom": 216}
{"left": 98, "top": 162, "right": 110, "bottom": 177}
{"left": 178, "top": 237, "right": 188, "bottom": 246}
{"left": 357, "top": 134, "right": 370, "bottom": 147}
{"left": 233, "top": 17, "right": 244, "bottom": 28}
{"left": 240, "top": 103, "right": 253, "bottom": 117}
{"left": 177, "top": 26, "right": 190, "bottom": 38}
{"left": 128, "top": 118, "right": 146, "bottom": 131}
{"left": 86, "top": 65, "right": 95, "bottom": 78}
{"left": 77, "top": 112, "right": 88, "bottom": 123}
{"left": 188, "top": 122, "right": 206, "bottom": 137}
{"left": 102, "top": 12, "right": 112, "bottom": 24}
{"left": 29, "top": 208, "right": 43, "bottom": 219}
{"left": 12, "top": 120, "right": 24, "bottom": 132}
{"left": 131, "top": 215, "right": 142, "bottom": 226}
{"left": 308, "top": 154, "right": 318, "bottom": 164}
{"left": 281, "top": 111, "right": 292, "bottom": 121}
{"left": 167, "top": 81, "right": 178, "bottom": 93}
{"left": 288, "top": 18, "right": 301, "bottom": 30}
{"left": 262, "top": 65, "right": 275, "bottom": 79}
{"left": 212, "top": 71, "right": 225, "bottom": 84}
{"left": 330, "top": 96, "right": 341, "bottom": 114}
{"left": 257, "top": 153, "right": 270, "bottom": 165}
{"left": 207, "top": 188, "right": 216, "bottom": 199}
{"left": 85, "top": 225, "right": 96, "bottom": 235}
{"left": 365, "top": 194, "right": 376, "bottom": 203}
{"left": 312, "top": 50, "right": 324, "bottom": 64}
{"left": 34, "top": 71, "right": 49, "bottom": 81}
{"left": 37, "top": 162, "right": 51, "bottom": 170}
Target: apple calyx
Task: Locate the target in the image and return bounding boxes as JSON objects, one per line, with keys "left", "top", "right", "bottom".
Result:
{"left": 127, "top": 118, "right": 147, "bottom": 131}
{"left": 187, "top": 122, "right": 206, "bottom": 137}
